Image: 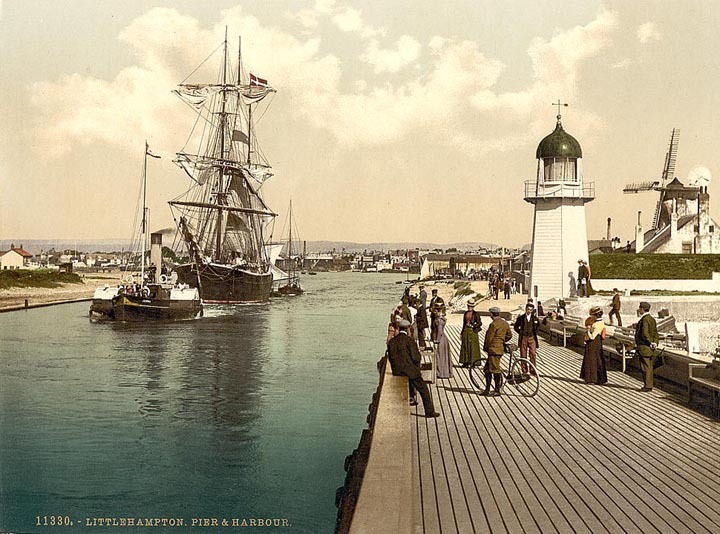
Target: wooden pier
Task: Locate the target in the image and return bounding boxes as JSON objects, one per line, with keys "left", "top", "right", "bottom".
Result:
{"left": 411, "top": 324, "right": 720, "bottom": 534}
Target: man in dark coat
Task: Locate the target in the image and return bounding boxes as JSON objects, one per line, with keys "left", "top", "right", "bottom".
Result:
{"left": 634, "top": 301, "right": 659, "bottom": 391}
{"left": 577, "top": 260, "right": 589, "bottom": 297}
{"left": 609, "top": 288, "right": 622, "bottom": 326}
{"left": 514, "top": 302, "right": 540, "bottom": 374}
{"left": 387, "top": 320, "right": 440, "bottom": 417}
{"left": 429, "top": 289, "right": 444, "bottom": 340}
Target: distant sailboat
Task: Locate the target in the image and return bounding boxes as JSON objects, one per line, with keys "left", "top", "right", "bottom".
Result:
{"left": 277, "top": 200, "right": 303, "bottom": 296}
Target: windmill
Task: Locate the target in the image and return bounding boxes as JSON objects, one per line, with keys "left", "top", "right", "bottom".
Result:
{"left": 623, "top": 128, "right": 680, "bottom": 231}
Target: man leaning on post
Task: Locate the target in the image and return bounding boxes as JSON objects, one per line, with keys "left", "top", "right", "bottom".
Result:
{"left": 386, "top": 319, "right": 440, "bottom": 418}
{"left": 634, "top": 301, "right": 659, "bottom": 392}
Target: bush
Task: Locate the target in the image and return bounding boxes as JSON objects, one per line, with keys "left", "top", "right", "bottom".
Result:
{"left": 453, "top": 281, "right": 470, "bottom": 289}
{"left": 590, "top": 254, "right": 720, "bottom": 280}
{"left": 454, "top": 286, "right": 475, "bottom": 298}
{"left": 0, "top": 269, "right": 83, "bottom": 289}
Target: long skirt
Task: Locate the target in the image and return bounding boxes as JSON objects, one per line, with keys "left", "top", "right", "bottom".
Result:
{"left": 435, "top": 335, "right": 452, "bottom": 378}
{"left": 459, "top": 327, "right": 481, "bottom": 365}
{"left": 580, "top": 336, "right": 607, "bottom": 384}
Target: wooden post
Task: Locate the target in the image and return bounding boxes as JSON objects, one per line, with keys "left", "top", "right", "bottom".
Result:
{"left": 24, "top": 299, "right": 28, "bottom": 309}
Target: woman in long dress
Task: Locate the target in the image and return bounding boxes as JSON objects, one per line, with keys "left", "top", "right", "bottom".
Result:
{"left": 434, "top": 306, "right": 452, "bottom": 379}
{"left": 580, "top": 306, "right": 607, "bottom": 384}
{"left": 459, "top": 299, "right": 482, "bottom": 367}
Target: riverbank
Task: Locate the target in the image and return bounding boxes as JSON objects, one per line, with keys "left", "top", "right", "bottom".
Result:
{"left": 0, "top": 273, "right": 121, "bottom": 311}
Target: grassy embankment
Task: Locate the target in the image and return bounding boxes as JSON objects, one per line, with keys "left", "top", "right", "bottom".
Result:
{"left": 590, "top": 254, "right": 720, "bottom": 295}
{"left": 0, "top": 269, "right": 83, "bottom": 290}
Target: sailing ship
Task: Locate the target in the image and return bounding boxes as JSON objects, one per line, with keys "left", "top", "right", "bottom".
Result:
{"left": 90, "top": 143, "right": 202, "bottom": 321}
{"left": 277, "top": 200, "right": 303, "bottom": 296}
{"left": 169, "top": 34, "right": 277, "bottom": 303}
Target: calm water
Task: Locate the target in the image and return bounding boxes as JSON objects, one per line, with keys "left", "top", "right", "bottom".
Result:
{"left": 0, "top": 272, "right": 407, "bottom": 534}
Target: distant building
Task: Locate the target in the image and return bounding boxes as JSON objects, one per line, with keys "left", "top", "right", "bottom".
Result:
{"left": 0, "top": 245, "right": 33, "bottom": 270}
{"left": 420, "top": 254, "right": 499, "bottom": 279}
{"left": 632, "top": 178, "right": 720, "bottom": 254}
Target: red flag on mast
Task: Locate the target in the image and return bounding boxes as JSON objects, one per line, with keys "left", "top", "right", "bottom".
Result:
{"left": 249, "top": 73, "right": 269, "bottom": 88}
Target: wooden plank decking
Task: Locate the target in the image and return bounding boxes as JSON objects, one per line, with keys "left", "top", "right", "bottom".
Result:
{"left": 412, "top": 324, "right": 720, "bottom": 534}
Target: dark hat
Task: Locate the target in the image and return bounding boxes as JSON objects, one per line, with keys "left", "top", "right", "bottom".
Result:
{"left": 639, "top": 301, "right": 651, "bottom": 310}
{"left": 525, "top": 302, "right": 535, "bottom": 308}
{"left": 431, "top": 288, "right": 438, "bottom": 293}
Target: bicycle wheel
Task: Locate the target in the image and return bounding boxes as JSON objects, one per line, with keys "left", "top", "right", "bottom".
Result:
{"left": 468, "top": 357, "right": 488, "bottom": 391}
{"left": 507, "top": 358, "right": 540, "bottom": 397}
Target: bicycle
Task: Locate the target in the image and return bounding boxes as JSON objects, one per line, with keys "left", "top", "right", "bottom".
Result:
{"left": 468, "top": 342, "right": 540, "bottom": 397}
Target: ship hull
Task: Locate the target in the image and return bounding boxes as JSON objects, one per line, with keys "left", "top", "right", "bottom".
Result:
{"left": 175, "top": 263, "right": 273, "bottom": 303}
{"left": 111, "top": 294, "right": 203, "bottom": 322}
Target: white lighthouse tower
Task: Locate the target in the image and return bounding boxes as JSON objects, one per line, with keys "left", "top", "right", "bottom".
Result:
{"left": 525, "top": 108, "right": 594, "bottom": 302}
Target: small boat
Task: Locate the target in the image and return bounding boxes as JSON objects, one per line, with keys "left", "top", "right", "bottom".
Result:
{"left": 276, "top": 200, "right": 303, "bottom": 296}
{"left": 308, "top": 271, "right": 317, "bottom": 276}
{"left": 90, "top": 143, "right": 202, "bottom": 321}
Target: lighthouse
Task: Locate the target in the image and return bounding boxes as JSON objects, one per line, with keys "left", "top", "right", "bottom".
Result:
{"left": 525, "top": 109, "right": 594, "bottom": 302}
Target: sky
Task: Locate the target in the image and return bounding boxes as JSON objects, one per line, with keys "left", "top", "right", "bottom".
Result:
{"left": 1, "top": 0, "right": 720, "bottom": 247}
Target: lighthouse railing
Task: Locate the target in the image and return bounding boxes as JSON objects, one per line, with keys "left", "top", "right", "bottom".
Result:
{"left": 524, "top": 181, "right": 595, "bottom": 201}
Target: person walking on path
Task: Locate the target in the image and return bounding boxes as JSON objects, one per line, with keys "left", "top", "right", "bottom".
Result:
{"left": 514, "top": 302, "right": 540, "bottom": 375}
{"left": 608, "top": 289, "right": 622, "bottom": 326}
{"left": 418, "top": 285, "right": 427, "bottom": 309}
{"left": 634, "top": 301, "right": 659, "bottom": 392}
{"left": 415, "top": 297, "right": 430, "bottom": 351}
{"left": 580, "top": 306, "right": 608, "bottom": 384}
{"left": 577, "top": 260, "right": 589, "bottom": 297}
{"left": 459, "top": 299, "right": 482, "bottom": 368}
{"left": 482, "top": 307, "right": 512, "bottom": 396}
{"left": 434, "top": 306, "right": 452, "bottom": 379}
{"left": 386, "top": 319, "right": 440, "bottom": 417}
{"left": 503, "top": 279, "right": 511, "bottom": 299}
{"left": 429, "top": 288, "right": 444, "bottom": 341}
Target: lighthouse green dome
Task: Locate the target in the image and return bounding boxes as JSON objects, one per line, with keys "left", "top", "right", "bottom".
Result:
{"left": 536, "top": 119, "right": 582, "bottom": 159}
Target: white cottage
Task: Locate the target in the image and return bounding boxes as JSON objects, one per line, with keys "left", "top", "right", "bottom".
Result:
{"left": 0, "top": 246, "right": 33, "bottom": 269}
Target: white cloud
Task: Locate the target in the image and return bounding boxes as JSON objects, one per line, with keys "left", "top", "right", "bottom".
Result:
{"left": 361, "top": 35, "right": 421, "bottom": 73}
{"left": 30, "top": 6, "right": 620, "bottom": 159}
{"left": 331, "top": 6, "right": 384, "bottom": 38}
{"left": 637, "top": 22, "right": 661, "bottom": 43}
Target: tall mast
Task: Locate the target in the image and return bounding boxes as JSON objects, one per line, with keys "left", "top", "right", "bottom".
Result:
{"left": 141, "top": 141, "right": 148, "bottom": 283}
{"left": 215, "top": 27, "right": 229, "bottom": 261}
{"left": 288, "top": 200, "right": 293, "bottom": 279}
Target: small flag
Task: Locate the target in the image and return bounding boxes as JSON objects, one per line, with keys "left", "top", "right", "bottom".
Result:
{"left": 249, "top": 73, "right": 269, "bottom": 88}
{"left": 232, "top": 130, "right": 249, "bottom": 144}
{"left": 146, "top": 142, "right": 161, "bottom": 159}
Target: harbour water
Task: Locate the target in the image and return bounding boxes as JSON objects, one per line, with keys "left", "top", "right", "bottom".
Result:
{"left": 0, "top": 272, "right": 407, "bottom": 533}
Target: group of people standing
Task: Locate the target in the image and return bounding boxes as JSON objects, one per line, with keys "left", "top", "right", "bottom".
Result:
{"left": 580, "top": 300, "right": 659, "bottom": 391}
{"left": 387, "top": 282, "right": 663, "bottom": 420}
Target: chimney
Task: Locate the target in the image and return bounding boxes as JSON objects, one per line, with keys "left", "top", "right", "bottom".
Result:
{"left": 635, "top": 211, "right": 644, "bottom": 253}
{"left": 150, "top": 233, "right": 163, "bottom": 283}
{"left": 606, "top": 217, "right": 611, "bottom": 240}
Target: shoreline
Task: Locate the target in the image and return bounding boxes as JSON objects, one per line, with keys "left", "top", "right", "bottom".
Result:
{"left": 0, "top": 273, "right": 121, "bottom": 312}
